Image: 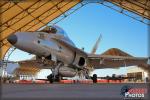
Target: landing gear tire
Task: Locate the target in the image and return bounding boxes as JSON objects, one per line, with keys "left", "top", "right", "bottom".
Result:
{"left": 47, "top": 74, "right": 61, "bottom": 83}
{"left": 92, "top": 74, "right": 97, "bottom": 83}
{"left": 55, "top": 75, "right": 61, "bottom": 82}
{"left": 47, "top": 74, "right": 54, "bottom": 83}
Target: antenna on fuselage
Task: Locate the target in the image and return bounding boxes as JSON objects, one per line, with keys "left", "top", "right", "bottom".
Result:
{"left": 91, "top": 34, "right": 102, "bottom": 54}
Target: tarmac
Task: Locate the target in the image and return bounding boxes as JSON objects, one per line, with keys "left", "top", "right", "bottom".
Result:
{"left": 1, "top": 83, "right": 150, "bottom": 100}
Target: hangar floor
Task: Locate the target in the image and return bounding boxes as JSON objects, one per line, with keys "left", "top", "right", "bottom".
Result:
{"left": 1, "top": 83, "right": 150, "bottom": 100}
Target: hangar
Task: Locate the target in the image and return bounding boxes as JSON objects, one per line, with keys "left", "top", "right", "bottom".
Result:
{"left": 0, "top": 0, "right": 150, "bottom": 77}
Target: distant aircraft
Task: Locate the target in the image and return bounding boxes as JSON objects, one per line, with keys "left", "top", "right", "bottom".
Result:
{"left": 7, "top": 25, "right": 148, "bottom": 83}
{"left": 98, "top": 74, "right": 135, "bottom": 81}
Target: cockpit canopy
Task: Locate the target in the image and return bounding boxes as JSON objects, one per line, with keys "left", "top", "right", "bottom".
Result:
{"left": 40, "top": 25, "right": 67, "bottom": 37}
{"left": 40, "top": 25, "right": 75, "bottom": 46}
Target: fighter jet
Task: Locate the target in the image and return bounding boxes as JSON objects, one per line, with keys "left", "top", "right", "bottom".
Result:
{"left": 7, "top": 25, "right": 148, "bottom": 83}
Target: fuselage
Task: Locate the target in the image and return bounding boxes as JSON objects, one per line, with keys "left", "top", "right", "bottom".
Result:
{"left": 7, "top": 25, "right": 87, "bottom": 70}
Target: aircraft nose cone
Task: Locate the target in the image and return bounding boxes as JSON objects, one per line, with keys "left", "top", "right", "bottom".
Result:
{"left": 7, "top": 34, "right": 17, "bottom": 45}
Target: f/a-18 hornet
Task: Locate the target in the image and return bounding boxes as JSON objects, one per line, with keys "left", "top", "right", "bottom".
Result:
{"left": 7, "top": 25, "right": 148, "bottom": 83}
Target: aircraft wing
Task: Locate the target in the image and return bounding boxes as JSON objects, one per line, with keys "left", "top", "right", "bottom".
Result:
{"left": 12, "top": 58, "right": 55, "bottom": 75}
{"left": 17, "top": 59, "right": 55, "bottom": 69}
{"left": 87, "top": 54, "right": 148, "bottom": 69}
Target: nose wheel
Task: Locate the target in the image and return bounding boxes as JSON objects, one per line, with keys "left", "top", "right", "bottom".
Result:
{"left": 47, "top": 74, "right": 61, "bottom": 83}
{"left": 47, "top": 74, "right": 54, "bottom": 83}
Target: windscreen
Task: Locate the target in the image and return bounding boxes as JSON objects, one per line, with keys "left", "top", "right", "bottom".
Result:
{"left": 40, "top": 25, "right": 68, "bottom": 37}
{"left": 40, "top": 25, "right": 75, "bottom": 46}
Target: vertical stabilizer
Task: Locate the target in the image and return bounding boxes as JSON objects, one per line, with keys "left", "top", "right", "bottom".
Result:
{"left": 91, "top": 34, "right": 102, "bottom": 54}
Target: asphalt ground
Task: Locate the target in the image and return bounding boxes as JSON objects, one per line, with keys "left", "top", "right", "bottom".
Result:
{"left": 1, "top": 83, "right": 150, "bottom": 100}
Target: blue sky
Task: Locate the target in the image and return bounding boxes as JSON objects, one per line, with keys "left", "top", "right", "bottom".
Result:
{"left": 57, "top": 3, "right": 148, "bottom": 57}
{"left": 9, "top": 3, "right": 148, "bottom": 77}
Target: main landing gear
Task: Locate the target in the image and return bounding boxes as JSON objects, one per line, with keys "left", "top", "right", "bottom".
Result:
{"left": 91, "top": 74, "right": 97, "bottom": 83}
{"left": 84, "top": 69, "right": 98, "bottom": 83}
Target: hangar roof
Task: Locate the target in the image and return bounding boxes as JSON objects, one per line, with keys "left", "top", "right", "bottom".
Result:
{"left": 0, "top": 0, "right": 150, "bottom": 75}
{"left": 107, "top": 0, "right": 150, "bottom": 20}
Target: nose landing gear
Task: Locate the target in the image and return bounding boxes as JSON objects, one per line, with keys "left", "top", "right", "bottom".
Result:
{"left": 47, "top": 62, "right": 63, "bottom": 83}
{"left": 47, "top": 74, "right": 54, "bottom": 83}
{"left": 47, "top": 74, "right": 61, "bottom": 83}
